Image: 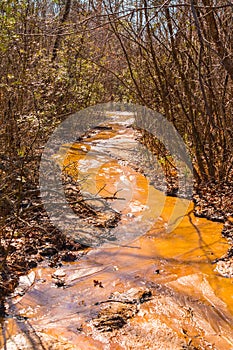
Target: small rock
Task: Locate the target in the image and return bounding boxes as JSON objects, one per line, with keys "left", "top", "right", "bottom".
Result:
{"left": 12, "top": 271, "right": 35, "bottom": 297}
{"left": 54, "top": 278, "right": 66, "bottom": 288}
{"left": 92, "top": 287, "right": 152, "bottom": 332}
{"left": 28, "top": 260, "right": 38, "bottom": 268}
{"left": 40, "top": 246, "right": 58, "bottom": 257}
{"left": 61, "top": 252, "right": 77, "bottom": 262}
{"left": 52, "top": 269, "right": 66, "bottom": 278}
{"left": 108, "top": 287, "right": 152, "bottom": 304}
{"left": 93, "top": 303, "right": 135, "bottom": 332}
{"left": 126, "top": 213, "right": 135, "bottom": 218}
{"left": 215, "top": 258, "right": 233, "bottom": 278}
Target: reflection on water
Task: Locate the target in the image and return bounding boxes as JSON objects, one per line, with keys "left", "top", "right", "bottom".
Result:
{"left": 1, "top": 114, "right": 233, "bottom": 349}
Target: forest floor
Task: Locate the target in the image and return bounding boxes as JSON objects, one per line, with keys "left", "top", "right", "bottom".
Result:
{"left": 0, "top": 125, "right": 232, "bottom": 313}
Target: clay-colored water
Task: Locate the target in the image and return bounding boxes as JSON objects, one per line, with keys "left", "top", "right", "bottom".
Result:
{"left": 1, "top": 113, "right": 233, "bottom": 349}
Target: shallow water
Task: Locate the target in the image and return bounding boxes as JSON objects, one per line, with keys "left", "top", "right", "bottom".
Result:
{"left": 1, "top": 113, "right": 233, "bottom": 350}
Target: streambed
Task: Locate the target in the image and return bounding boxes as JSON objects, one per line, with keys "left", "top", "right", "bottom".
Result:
{"left": 1, "top": 112, "right": 233, "bottom": 349}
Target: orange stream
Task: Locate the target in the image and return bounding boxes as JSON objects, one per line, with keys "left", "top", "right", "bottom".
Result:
{"left": 1, "top": 119, "right": 233, "bottom": 350}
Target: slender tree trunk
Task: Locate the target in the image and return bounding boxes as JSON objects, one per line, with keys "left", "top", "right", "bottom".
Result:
{"left": 52, "top": 0, "right": 72, "bottom": 62}
{"left": 201, "top": 0, "right": 233, "bottom": 79}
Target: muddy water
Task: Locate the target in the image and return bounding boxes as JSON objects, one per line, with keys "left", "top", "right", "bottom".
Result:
{"left": 1, "top": 113, "right": 233, "bottom": 350}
